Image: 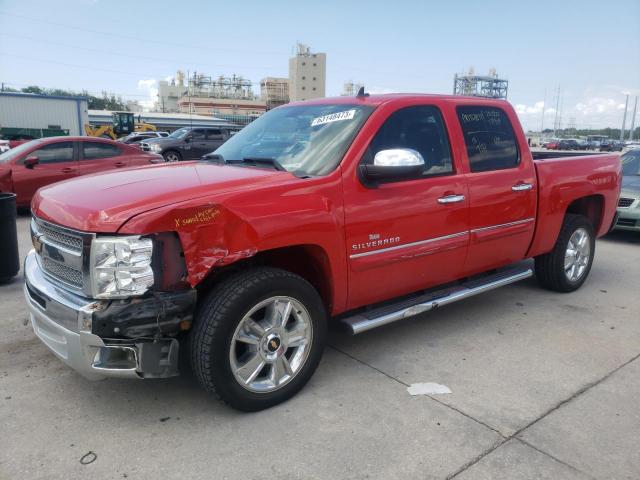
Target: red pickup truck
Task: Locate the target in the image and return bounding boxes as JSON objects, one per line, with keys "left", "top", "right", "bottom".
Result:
{"left": 25, "top": 94, "right": 621, "bottom": 411}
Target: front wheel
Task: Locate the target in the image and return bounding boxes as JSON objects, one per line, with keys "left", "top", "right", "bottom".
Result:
{"left": 191, "top": 267, "right": 327, "bottom": 411}
{"left": 535, "top": 214, "right": 595, "bottom": 292}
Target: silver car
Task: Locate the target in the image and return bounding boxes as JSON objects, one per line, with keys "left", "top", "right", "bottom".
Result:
{"left": 615, "top": 150, "right": 640, "bottom": 232}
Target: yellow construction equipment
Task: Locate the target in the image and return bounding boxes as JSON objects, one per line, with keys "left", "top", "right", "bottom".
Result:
{"left": 85, "top": 112, "right": 156, "bottom": 140}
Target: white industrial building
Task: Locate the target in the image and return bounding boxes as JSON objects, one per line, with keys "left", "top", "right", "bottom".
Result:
{"left": 0, "top": 92, "right": 89, "bottom": 136}
{"left": 288, "top": 43, "right": 326, "bottom": 102}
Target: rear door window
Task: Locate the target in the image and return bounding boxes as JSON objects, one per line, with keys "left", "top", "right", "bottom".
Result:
{"left": 29, "top": 142, "right": 74, "bottom": 164}
{"left": 457, "top": 106, "right": 519, "bottom": 172}
{"left": 81, "top": 142, "right": 120, "bottom": 160}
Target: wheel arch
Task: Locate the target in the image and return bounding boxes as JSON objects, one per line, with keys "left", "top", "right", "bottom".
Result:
{"left": 565, "top": 194, "right": 604, "bottom": 231}
{"left": 196, "top": 244, "right": 336, "bottom": 313}
{"left": 528, "top": 193, "right": 606, "bottom": 258}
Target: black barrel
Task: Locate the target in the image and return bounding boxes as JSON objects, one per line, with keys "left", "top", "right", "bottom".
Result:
{"left": 0, "top": 193, "right": 20, "bottom": 282}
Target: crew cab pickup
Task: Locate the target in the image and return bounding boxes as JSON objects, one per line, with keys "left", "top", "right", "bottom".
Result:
{"left": 25, "top": 94, "right": 621, "bottom": 411}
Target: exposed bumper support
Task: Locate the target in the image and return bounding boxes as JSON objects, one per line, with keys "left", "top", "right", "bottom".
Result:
{"left": 24, "top": 250, "right": 183, "bottom": 379}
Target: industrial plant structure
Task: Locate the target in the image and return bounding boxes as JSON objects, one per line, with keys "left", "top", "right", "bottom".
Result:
{"left": 453, "top": 68, "right": 508, "bottom": 99}
{"left": 148, "top": 44, "right": 328, "bottom": 123}
{"left": 260, "top": 77, "right": 290, "bottom": 110}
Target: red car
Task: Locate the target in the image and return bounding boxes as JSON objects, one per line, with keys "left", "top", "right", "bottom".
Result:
{"left": 0, "top": 136, "right": 163, "bottom": 207}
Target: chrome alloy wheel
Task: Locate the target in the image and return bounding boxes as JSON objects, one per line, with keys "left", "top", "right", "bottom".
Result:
{"left": 564, "top": 228, "right": 591, "bottom": 282}
{"left": 229, "top": 296, "right": 313, "bottom": 393}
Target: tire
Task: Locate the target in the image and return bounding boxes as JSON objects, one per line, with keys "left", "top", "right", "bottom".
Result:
{"left": 163, "top": 150, "right": 181, "bottom": 162}
{"left": 190, "top": 267, "right": 327, "bottom": 411}
{"left": 534, "top": 214, "right": 595, "bottom": 292}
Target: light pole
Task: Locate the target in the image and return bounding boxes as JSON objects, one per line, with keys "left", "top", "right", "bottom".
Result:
{"left": 628, "top": 96, "right": 638, "bottom": 141}
{"left": 620, "top": 94, "right": 629, "bottom": 142}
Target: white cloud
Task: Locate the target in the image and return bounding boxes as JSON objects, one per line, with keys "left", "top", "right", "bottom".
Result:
{"left": 136, "top": 79, "right": 158, "bottom": 111}
{"left": 575, "top": 97, "right": 624, "bottom": 116}
{"left": 514, "top": 101, "right": 553, "bottom": 115}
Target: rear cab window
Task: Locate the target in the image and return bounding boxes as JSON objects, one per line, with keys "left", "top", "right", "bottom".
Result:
{"left": 456, "top": 106, "right": 519, "bottom": 172}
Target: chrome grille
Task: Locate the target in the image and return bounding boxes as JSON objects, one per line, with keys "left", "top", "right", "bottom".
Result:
{"left": 38, "top": 222, "right": 83, "bottom": 252}
{"left": 42, "top": 257, "right": 83, "bottom": 288}
{"left": 32, "top": 217, "right": 92, "bottom": 294}
{"left": 618, "top": 197, "right": 635, "bottom": 208}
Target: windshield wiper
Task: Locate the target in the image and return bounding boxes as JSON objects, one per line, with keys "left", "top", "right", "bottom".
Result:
{"left": 200, "top": 153, "right": 225, "bottom": 163}
{"left": 238, "top": 157, "right": 287, "bottom": 172}
{"left": 203, "top": 154, "right": 294, "bottom": 174}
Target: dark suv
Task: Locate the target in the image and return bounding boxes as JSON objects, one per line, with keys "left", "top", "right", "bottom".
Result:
{"left": 558, "top": 139, "right": 580, "bottom": 150}
{"left": 142, "top": 126, "right": 240, "bottom": 162}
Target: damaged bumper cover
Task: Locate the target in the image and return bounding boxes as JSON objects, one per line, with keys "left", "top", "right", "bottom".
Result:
{"left": 24, "top": 250, "right": 195, "bottom": 379}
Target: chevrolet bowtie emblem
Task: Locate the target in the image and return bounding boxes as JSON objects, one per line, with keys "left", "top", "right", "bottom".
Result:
{"left": 32, "top": 234, "right": 43, "bottom": 254}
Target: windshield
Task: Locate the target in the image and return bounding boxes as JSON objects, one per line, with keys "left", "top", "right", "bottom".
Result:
{"left": 0, "top": 139, "right": 42, "bottom": 164}
{"left": 214, "top": 103, "right": 374, "bottom": 176}
{"left": 169, "top": 128, "right": 190, "bottom": 139}
{"left": 621, "top": 150, "right": 640, "bottom": 176}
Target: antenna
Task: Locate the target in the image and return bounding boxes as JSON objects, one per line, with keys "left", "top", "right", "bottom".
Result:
{"left": 356, "top": 86, "right": 369, "bottom": 98}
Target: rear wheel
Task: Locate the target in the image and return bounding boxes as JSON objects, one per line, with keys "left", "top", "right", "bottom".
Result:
{"left": 535, "top": 214, "right": 595, "bottom": 292}
{"left": 163, "top": 150, "right": 181, "bottom": 162}
{"left": 191, "top": 267, "right": 327, "bottom": 411}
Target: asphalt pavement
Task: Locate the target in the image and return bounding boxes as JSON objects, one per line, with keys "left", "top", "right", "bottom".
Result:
{"left": 1, "top": 214, "right": 638, "bottom": 479}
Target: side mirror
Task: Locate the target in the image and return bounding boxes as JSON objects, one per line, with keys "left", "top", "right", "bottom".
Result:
{"left": 360, "top": 148, "right": 425, "bottom": 185}
{"left": 184, "top": 136, "right": 192, "bottom": 143}
{"left": 24, "top": 156, "right": 39, "bottom": 168}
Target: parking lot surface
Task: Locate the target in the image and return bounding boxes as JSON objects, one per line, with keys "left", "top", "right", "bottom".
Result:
{"left": 1, "top": 214, "right": 639, "bottom": 479}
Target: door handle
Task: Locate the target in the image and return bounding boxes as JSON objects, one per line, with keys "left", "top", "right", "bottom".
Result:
{"left": 437, "top": 194, "right": 465, "bottom": 204}
{"left": 512, "top": 183, "right": 533, "bottom": 192}
{"left": 115, "top": 162, "right": 126, "bottom": 167}
{"left": 61, "top": 167, "right": 76, "bottom": 173}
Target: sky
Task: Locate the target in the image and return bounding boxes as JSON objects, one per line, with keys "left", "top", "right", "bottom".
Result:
{"left": 1, "top": 0, "right": 639, "bottom": 131}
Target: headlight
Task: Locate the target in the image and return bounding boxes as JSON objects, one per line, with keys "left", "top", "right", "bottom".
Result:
{"left": 149, "top": 143, "right": 162, "bottom": 152}
{"left": 90, "top": 236, "right": 154, "bottom": 298}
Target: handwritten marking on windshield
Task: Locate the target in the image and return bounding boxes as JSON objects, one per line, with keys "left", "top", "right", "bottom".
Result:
{"left": 311, "top": 109, "right": 356, "bottom": 127}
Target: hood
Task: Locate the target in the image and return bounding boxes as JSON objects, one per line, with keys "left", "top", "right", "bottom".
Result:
{"left": 143, "top": 137, "right": 169, "bottom": 145}
{"left": 32, "top": 162, "right": 290, "bottom": 232}
{"left": 621, "top": 175, "right": 640, "bottom": 192}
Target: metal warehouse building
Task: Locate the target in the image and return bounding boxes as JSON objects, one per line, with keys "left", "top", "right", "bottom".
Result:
{"left": 88, "top": 110, "right": 231, "bottom": 131}
{"left": 0, "top": 92, "right": 89, "bottom": 136}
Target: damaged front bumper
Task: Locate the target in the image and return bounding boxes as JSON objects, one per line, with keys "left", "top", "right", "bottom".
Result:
{"left": 24, "top": 250, "right": 195, "bottom": 379}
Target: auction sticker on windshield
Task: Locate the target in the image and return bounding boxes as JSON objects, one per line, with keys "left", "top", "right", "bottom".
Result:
{"left": 311, "top": 109, "right": 356, "bottom": 127}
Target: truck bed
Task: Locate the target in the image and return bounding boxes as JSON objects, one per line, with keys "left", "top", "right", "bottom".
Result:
{"left": 527, "top": 153, "right": 621, "bottom": 258}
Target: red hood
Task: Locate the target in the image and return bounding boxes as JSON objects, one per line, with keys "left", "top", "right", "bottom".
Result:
{"left": 32, "top": 162, "right": 290, "bottom": 232}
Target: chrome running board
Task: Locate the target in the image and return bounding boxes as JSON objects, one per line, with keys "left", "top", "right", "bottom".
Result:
{"left": 340, "top": 267, "right": 533, "bottom": 335}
